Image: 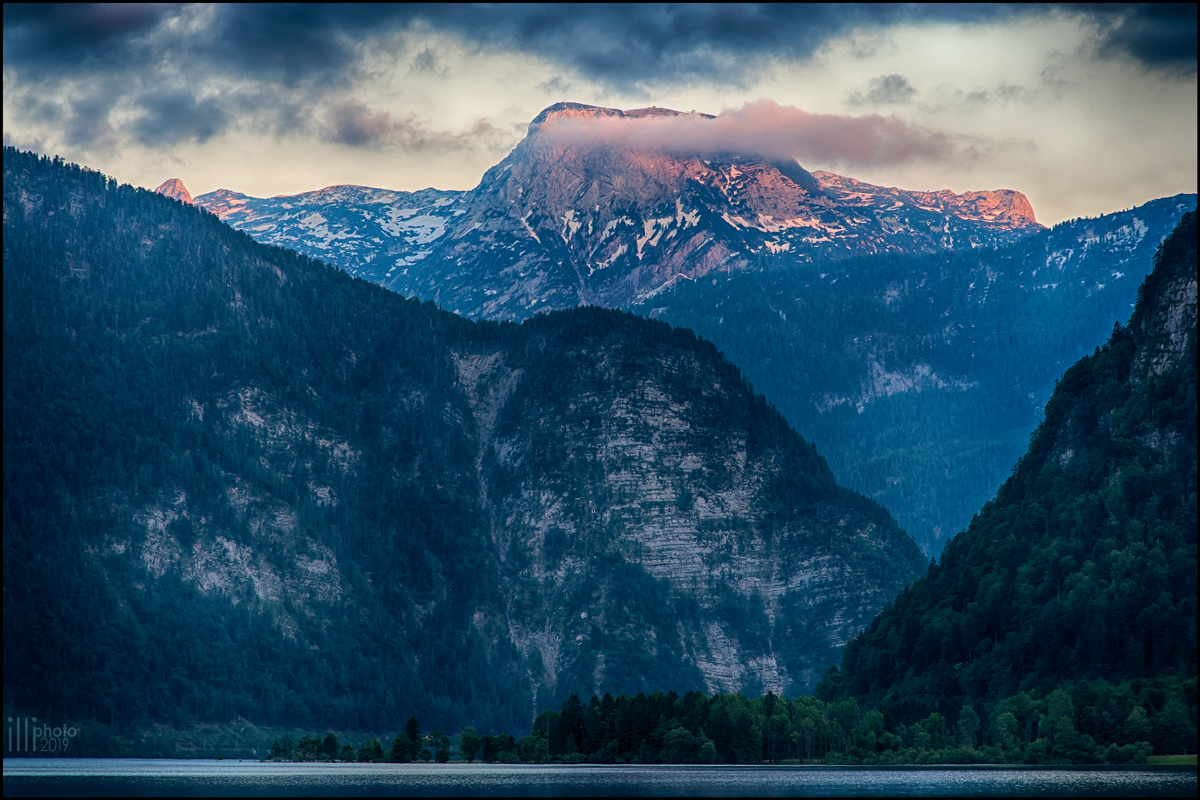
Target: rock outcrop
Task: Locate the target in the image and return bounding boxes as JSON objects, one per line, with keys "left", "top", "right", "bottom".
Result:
{"left": 1130, "top": 211, "right": 1198, "bottom": 379}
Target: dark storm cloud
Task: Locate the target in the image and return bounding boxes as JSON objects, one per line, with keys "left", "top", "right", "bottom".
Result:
{"left": 203, "top": 4, "right": 408, "bottom": 87}
{"left": 7, "top": 4, "right": 1196, "bottom": 86}
{"left": 63, "top": 93, "right": 120, "bottom": 150}
{"left": 131, "top": 90, "right": 230, "bottom": 147}
{"left": 324, "top": 99, "right": 402, "bottom": 147}
{"left": 16, "top": 95, "right": 64, "bottom": 125}
{"left": 1090, "top": 4, "right": 1198, "bottom": 74}
{"left": 323, "top": 99, "right": 508, "bottom": 150}
{"left": 4, "top": 4, "right": 1194, "bottom": 152}
{"left": 420, "top": 4, "right": 1197, "bottom": 81}
{"left": 2, "top": 3, "right": 170, "bottom": 72}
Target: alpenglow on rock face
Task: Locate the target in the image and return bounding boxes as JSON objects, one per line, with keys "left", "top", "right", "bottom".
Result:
{"left": 4, "top": 147, "right": 927, "bottom": 734}
{"left": 154, "top": 177, "right": 193, "bottom": 204}
{"left": 194, "top": 102, "right": 1042, "bottom": 320}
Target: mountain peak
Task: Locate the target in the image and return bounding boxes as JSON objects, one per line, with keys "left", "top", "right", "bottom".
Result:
{"left": 193, "top": 102, "right": 1049, "bottom": 320}
{"left": 528, "top": 102, "right": 715, "bottom": 133}
{"left": 529, "top": 102, "right": 619, "bottom": 130}
{"left": 155, "top": 178, "right": 192, "bottom": 205}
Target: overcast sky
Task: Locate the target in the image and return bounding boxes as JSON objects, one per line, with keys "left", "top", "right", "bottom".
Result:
{"left": 4, "top": 4, "right": 1196, "bottom": 224}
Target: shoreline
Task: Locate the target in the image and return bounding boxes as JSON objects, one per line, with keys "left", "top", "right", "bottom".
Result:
{"left": 5, "top": 758, "right": 1197, "bottom": 770}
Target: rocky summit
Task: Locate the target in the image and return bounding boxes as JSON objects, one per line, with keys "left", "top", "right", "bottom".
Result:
{"left": 194, "top": 102, "right": 1042, "bottom": 320}
{"left": 155, "top": 178, "right": 193, "bottom": 205}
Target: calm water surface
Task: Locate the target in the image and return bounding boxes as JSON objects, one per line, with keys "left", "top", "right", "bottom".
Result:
{"left": 3, "top": 759, "right": 1196, "bottom": 797}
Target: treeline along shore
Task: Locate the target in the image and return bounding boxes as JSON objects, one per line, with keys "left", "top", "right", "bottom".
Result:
{"left": 258, "top": 679, "right": 1191, "bottom": 765}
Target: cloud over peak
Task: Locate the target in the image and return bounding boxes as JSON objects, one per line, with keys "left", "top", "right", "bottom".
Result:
{"left": 537, "top": 101, "right": 952, "bottom": 168}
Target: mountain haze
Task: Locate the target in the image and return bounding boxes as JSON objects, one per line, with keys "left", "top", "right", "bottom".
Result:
{"left": 636, "top": 195, "right": 1196, "bottom": 553}
{"left": 4, "top": 147, "right": 925, "bottom": 735}
{"left": 819, "top": 211, "right": 1197, "bottom": 750}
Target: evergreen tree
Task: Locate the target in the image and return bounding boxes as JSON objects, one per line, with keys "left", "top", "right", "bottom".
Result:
{"left": 322, "top": 731, "right": 340, "bottom": 760}
{"left": 458, "top": 726, "right": 482, "bottom": 763}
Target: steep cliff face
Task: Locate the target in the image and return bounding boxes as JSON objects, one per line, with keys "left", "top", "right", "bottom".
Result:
{"left": 460, "top": 312, "right": 922, "bottom": 701}
{"left": 4, "top": 147, "right": 925, "bottom": 732}
{"left": 194, "top": 102, "right": 1042, "bottom": 320}
{"left": 811, "top": 171, "right": 1037, "bottom": 228}
{"left": 1129, "top": 211, "right": 1198, "bottom": 380}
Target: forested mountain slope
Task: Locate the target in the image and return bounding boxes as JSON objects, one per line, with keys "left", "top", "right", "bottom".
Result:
{"left": 637, "top": 196, "right": 1195, "bottom": 553}
{"left": 818, "top": 211, "right": 1197, "bottom": 754}
{"left": 2, "top": 147, "right": 925, "bottom": 736}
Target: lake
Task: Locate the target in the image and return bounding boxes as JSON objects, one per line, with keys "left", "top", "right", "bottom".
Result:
{"left": 3, "top": 759, "right": 1196, "bottom": 797}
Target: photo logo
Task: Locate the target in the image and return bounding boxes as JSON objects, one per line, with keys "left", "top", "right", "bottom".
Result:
{"left": 6, "top": 717, "right": 79, "bottom": 754}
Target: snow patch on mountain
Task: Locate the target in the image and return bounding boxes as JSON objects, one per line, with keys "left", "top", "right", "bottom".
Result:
{"left": 194, "top": 185, "right": 465, "bottom": 289}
